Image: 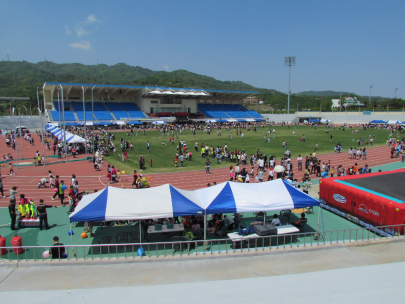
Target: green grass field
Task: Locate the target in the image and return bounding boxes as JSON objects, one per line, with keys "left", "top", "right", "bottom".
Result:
{"left": 103, "top": 125, "right": 391, "bottom": 173}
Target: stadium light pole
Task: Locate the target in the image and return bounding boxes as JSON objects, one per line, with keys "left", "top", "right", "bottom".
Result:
{"left": 369, "top": 86, "right": 372, "bottom": 108}
{"left": 18, "top": 108, "right": 23, "bottom": 158}
{"left": 59, "top": 85, "right": 67, "bottom": 163}
{"left": 36, "top": 87, "right": 40, "bottom": 111}
{"left": 57, "top": 91, "right": 61, "bottom": 126}
{"left": 285, "top": 56, "right": 296, "bottom": 114}
{"left": 82, "top": 86, "right": 88, "bottom": 157}
{"left": 12, "top": 108, "right": 19, "bottom": 168}
{"left": 395, "top": 88, "right": 398, "bottom": 99}
{"left": 91, "top": 85, "right": 96, "bottom": 160}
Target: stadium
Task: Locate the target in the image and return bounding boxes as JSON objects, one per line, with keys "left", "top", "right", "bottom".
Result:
{"left": 42, "top": 82, "right": 264, "bottom": 125}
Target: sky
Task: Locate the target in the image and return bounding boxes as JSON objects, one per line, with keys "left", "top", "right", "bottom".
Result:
{"left": 1, "top": 0, "right": 404, "bottom": 98}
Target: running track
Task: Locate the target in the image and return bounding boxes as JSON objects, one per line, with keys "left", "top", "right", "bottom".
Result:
{"left": 0, "top": 132, "right": 401, "bottom": 207}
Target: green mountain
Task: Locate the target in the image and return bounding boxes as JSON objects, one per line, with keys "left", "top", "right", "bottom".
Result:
{"left": 0, "top": 61, "right": 399, "bottom": 115}
{"left": 0, "top": 60, "right": 279, "bottom": 96}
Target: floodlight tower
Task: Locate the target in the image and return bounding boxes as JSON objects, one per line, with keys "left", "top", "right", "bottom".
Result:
{"left": 285, "top": 56, "right": 296, "bottom": 114}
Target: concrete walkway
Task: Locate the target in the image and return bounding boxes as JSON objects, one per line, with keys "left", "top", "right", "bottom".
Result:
{"left": 0, "top": 240, "right": 404, "bottom": 302}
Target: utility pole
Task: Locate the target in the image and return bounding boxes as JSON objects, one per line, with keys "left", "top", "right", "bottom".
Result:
{"left": 91, "top": 85, "right": 96, "bottom": 160}
{"left": 60, "top": 85, "right": 67, "bottom": 163}
{"left": 82, "top": 86, "right": 88, "bottom": 157}
{"left": 13, "top": 108, "right": 19, "bottom": 168}
{"left": 285, "top": 56, "right": 296, "bottom": 114}
{"left": 369, "top": 86, "right": 372, "bottom": 107}
{"left": 19, "top": 108, "right": 23, "bottom": 158}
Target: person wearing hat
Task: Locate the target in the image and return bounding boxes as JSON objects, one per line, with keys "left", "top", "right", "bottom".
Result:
{"left": 50, "top": 236, "right": 67, "bottom": 259}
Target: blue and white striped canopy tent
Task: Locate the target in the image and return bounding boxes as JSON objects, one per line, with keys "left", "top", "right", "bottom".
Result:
{"left": 47, "top": 127, "right": 85, "bottom": 144}
{"left": 44, "top": 123, "right": 59, "bottom": 129}
{"left": 69, "top": 184, "right": 204, "bottom": 222}
{"left": 50, "top": 128, "right": 61, "bottom": 135}
{"left": 152, "top": 120, "right": 167, "bottom": 125}
{"left": 70, "top": 180, "right": 319, "bottom": 222}
{"left": 46, "top": 125, "right": 58, "bottom": 132}
{"left": 195, "top": 179, "right": 319, "bottom": 214}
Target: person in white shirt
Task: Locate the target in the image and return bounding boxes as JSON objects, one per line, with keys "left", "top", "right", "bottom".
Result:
{"left": 271, "top": 214, "right": 281, "bottom": 226}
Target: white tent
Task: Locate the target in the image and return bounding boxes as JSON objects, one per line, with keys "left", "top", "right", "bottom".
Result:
{"left": 70, "top": 180, "right": 319, "bottom": 221}
{"left": 69, "top": 184, "right": 204, "bottom": 222}
{"left": 387, "top": 120, "right": 401, "bottom": 125}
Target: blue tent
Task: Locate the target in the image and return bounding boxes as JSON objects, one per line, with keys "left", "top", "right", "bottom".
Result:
{"left": 70, "top": 180, "right": 320, "bottom": 222}
{"left": 237, "top": 119, "right": 246, "bottom": 122}
{"left": 128, "top": 121, "right": 143, "bottom": 125}
{"left": 69, "top": 185, "right": 204, "bottom": 222}
{"left": 369, "top": 120, "right": 387, "bottom": 124}
{"left": 195, "top": 180, "right": 319, "bottom": 214}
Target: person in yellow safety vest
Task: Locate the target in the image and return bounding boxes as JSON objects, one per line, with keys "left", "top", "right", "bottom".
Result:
{"left": 25, "top": 201, "right": 31, "bottom": 216}
{"left": 28, "top": 199, "right": 36, "bottom": 217}
{"left": 18, "top": 202, "right": 26, "bottom": 218}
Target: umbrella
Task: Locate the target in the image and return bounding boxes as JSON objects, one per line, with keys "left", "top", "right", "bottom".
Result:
{"left": 274, "top": 165, "right": 286, "bottom": 173}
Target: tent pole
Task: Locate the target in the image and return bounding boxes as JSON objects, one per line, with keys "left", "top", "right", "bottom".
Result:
{"left": 317, "top": 205, "right": 321, "bottom": 232}
{"left": 70, "top": 222, "right": 75, "bottom": 257}
{"left": 203, "top": 213, "right": 207, "bottom": 252}
{"left": 139, "top": 220, "right": 142, "bottom": 245}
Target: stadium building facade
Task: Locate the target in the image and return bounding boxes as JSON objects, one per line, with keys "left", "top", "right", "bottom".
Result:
{"left": 42, "top": 82, "right": 262, "bottom": 125}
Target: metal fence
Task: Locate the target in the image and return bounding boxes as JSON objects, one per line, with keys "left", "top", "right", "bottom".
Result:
{"left": 1, "top": 224, "right": 404, "bottom": 262}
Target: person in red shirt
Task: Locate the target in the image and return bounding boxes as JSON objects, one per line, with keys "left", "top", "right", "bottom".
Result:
{"left": 353, "top": 163, "right": 358, "bottom": 174}
{"left": 68, "top": 186, "right": 76, "bottom": 204}
{"left": 174, "top": 157, "right": 178, "bottom": 168}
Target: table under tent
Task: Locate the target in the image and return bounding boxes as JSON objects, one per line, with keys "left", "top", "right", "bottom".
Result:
{"left": 69, "top": 179, "right": 321, "bottom": 252}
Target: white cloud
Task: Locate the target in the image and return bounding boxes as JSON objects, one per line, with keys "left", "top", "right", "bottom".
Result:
{"left": 65, "top": 26, "right": 71, "bottom": 36}
{"left": 86, "top": 15, "right": 98, "bottom": 24}
{"left": 74, "top": 26, "right": 88, "bottom": 37}
{"left": 163, "top": 65, "right": 169, "bottom": 71}
{"left": 69, "top": 41, "right": 91, "bottom": 51}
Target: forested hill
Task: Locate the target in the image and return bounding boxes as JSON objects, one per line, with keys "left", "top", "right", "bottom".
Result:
{"left": 0, "top": 61, "right": 398, "bottom": 115}
{"left": 0, "top": 60, "right": 280, "bottom": 98}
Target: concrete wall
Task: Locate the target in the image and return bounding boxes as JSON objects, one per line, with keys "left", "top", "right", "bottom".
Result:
{"left": 295, "top": 111, "right": 405, "bottom": 123}
{"left": 0, "top": 116, "right": 44, "bottom": 131}
{"left": 261, "top": 114, "right": 298, "bottom": 123}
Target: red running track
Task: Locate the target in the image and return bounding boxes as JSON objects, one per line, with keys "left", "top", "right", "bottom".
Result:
{"left": 0, "top": 133, "right": 400, "bottom": 207}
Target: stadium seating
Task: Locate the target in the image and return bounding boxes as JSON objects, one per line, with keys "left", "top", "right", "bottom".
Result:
{"left": 197, "top": 104, "right": 262, "bottom": 119}
{"left": 121, "top": 103, "right": 147, "bottom": 118}
{"left": 71, "top": 102, "right": 94, "bottom": 121}
{"left": 105, "top": 102, "right": 130, "bottom": 120}
{"left": 51, "top": 102, "right": 76, "bottom": 121}
{"left": 92, "top": 102, "right": 114, "bottom": 120}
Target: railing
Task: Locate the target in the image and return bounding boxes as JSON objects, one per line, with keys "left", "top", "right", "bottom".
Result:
{"left": 1, "top": 224, "right": 404, "bottom": 263}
